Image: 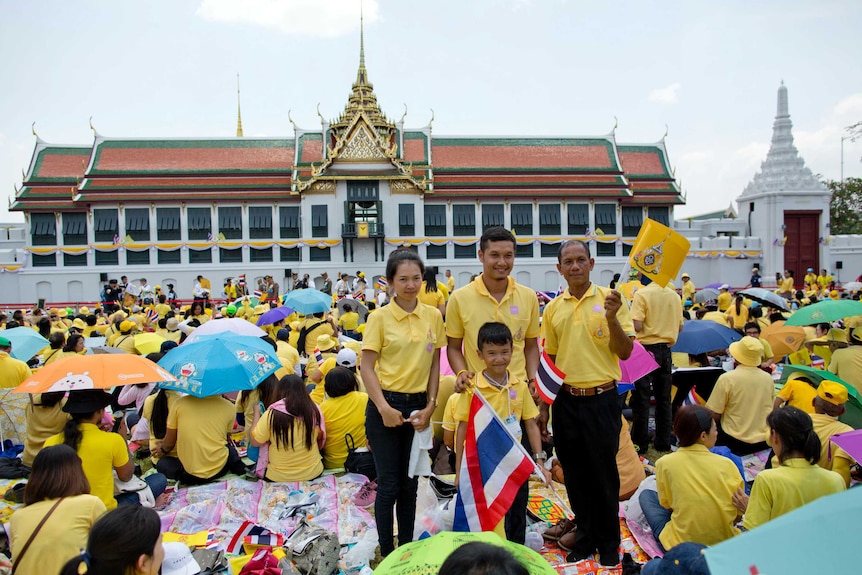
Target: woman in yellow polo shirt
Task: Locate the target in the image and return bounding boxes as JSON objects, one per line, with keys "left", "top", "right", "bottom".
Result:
{"left": 640, "top": 405, "right": 744, "bottom": 551}
{"left": 725, "top": 294, "right": 749, "bottom": 331}
{"left": 361, "top": 249, "right": 446, "bottom": 557}
{"left": 320, "top": 367, "right": 368, "bottom": 469}
{"left": 418, "top": 268, "right": 446, "bottom": 317}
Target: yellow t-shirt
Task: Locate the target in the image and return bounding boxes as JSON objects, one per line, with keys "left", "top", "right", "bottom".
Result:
{"left": 743, "top": 458, "right": 844, "bottom": 530}
{"left": 44, "top": 423, "right": 129, "bottom": 510}
{"left": 307, "top": 353, "right": 338, "bottom": 404}
{"left": 778, "top": 277, "right": 795, "bottom": 295}
{"left": 725, "top": 304, "right": 750, "bottom": 329}
{"left": 817, "top": 274, "right": 833, "bottom": 290}
{"left": 454, "top": 371, "right": 539, "bottom": 425}
{"left": 299, "top": 317, "right": 335, "bottom": 357}
{"left": 154, "top": 303, "right": 172, "bottom": 318}
{"left": 418, "top": 284, "right": 445, "bottom": 310}
{"left": 630, "top": 283, "right": 683, "bottom": 345}
{"left": 775, "top": 377, "right": 817, "bottom": 413}
{"left": 803, "top": 273, "right": 818, "bottom": 287}
{"left": 167, "top": 395, "right": 234, "bottom": 479}
{"left": 320, "top": 391, "right": 369, "bottom": 469}
{"left": 140, "top": 391, "right": 180, "bottom": 461}
{"left": 656, "top": 444, "right": 743, "bottom": 548}
{"left": 717, "top": 291, "right": 732, "bottom": 312}
{"left": 828, "top": 347, "right": 862, "bottom": 396}
{"left": 0, "top": 352, "right": 33, "bottom": 388}
{"left": 810, "top": 413, "right": 855, "bottom": 482}
{"left": 618, "top": 418, "right": 645, "bottom": 499}
{"left": 447, "top": 276, "right": 455, "bottom": 293}
{"left": 681, "top": 280, "right": 696, "bottom": 303}
{"left": 111, "top": 334, "right": 137, "bottom": 354}
{"left": 276, "top": 340, "right": 300, "bottom": 373}
{"left": 338, "top": 311, "right": 360, "bottom": 331}
{"left": 252, "top": 409, "right": 323, "bottom": 482}
{"left": 10, "top": 494, "right": 106, "bottom": 575}
{"left": 362, "top": 299, "right": 446, "bottom": 394}
{"left": 542, "top": 283, "right": 636, "bottom": 388}
{"left": 759, "top": 337, "right": 774, "bottom": 364}
{"left": 446, "top": 275, "right": 541, "bottom": 382}
{"left": 22, "top": 395, "right": 69, "bottom": 467}
{"left": 705, "top": 366, "right": 774, "bottom": 444}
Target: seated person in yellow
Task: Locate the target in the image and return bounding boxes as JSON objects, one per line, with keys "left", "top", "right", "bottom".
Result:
{"left": 22, "top": 391, "right": 69, "bottom": 467}
{"left": 418, "top": 269, "right": 446, "bottom": 317}
{"left": 251, "top": 374, "right": 325, "bottom": 482}
{"left": 734, "top": 407, "right": 844, "bottom": 530}
{"left": 40, "top": 332, "right": 66, "bottom": 366}
{"left": 805, "top": 324, "right": 841, "bottom": 367}
{"left": 725, "top": 295, "right": 749, "bottom": 330}
{"left": 275, "top": 328, "right": 301, "bottom": 375}
{"left": 773, "top": 374, "right": 817, "bottom": 414}
{"left": 307, "top": 335, "right": 341, "bottom": 403}
{"left": 454, "top": 322, "right": 550, "bottom": 542}
{"left": 297, "top": 312, "right": 337, "bottom": 358}
{"left": 338, "top": 304, "right": 361, "bottom": 338}
{"left": 743, "top": 322, "right": 775, "bottom": 368}
{"left": 109, "top": 320, "right": 138, "bottom": 354}
{"left": 139, "top": 388, "right": 181, "bottom": 465}
{"left": 156, "top": 393, "right": 246, "bottom": 484}
{"left": 640, "top": 405, "right": 743, "bottom": 551}
{"left": 828, "top": 327, "right": 862, "bottom": 396}
{"left": 320, "top": 367, "right": 368, "bottom": 469}
{"left": 809, "top": 381, "right": 856, "bottom": 487}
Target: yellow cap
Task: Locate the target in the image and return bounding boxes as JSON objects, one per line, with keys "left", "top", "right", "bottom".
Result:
{"left": 817, "top": 381, "right": 848, "bottom": 406}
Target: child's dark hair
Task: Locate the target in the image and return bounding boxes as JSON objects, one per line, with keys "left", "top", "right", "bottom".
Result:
{"left": 438, "top": 541, "right": 528, "bottom": 575}
{"left": 767, "top": 406, "right": 821, "bottom": 465}
{"left": 324, "top": 367, "right": 359, "bottom": 398}
{"left": 673, "top": 404, "right": 715, "bottom": 447}
{"left": 385, "top": 248, "right": 425, "bottom": 282}
{"left": 477, "top": 322, "right": 513, "bottom": 349}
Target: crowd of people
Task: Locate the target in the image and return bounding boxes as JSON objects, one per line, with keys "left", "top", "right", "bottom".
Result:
{"left": 0, "top": 226, "right": 861, "bottom": 574}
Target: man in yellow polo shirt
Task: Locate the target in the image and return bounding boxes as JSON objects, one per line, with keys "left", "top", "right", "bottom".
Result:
{"left": 829, "top": 327, "right": 862, "bottom": 395}
{"left": 540, "top": 240, "right": 634, "bottom": 567}
{"left": 680, "top": 272, "right": 696, "bottom": 305}
{"left": 0, "top": 336, "right": 32, "bottom": 388}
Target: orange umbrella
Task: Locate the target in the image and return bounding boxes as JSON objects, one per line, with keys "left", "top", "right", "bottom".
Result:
{"left": 762, "top": 320, "right": 806, "bottom": 362}
{"left": 14, "top": 354, "right": 176, "bottom": 394}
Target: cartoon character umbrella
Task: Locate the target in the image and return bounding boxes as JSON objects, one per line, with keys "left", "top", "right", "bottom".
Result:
{"left": 13, "top": 354, "right": 176, "bottom": 394}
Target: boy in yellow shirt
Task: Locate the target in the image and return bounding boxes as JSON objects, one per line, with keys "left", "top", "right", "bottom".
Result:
{"left": 454, "top": 322, "right": 550, "bottom": 543}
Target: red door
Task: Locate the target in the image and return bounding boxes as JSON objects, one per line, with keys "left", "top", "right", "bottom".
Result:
{"left": 784, "top": 210, "right": 820, "bottom": 285}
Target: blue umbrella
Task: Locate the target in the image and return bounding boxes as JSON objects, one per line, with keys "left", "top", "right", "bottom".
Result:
{"left": 2, "top": 326, "right": 49, "bottom": 361}
{"left": 671, "top": 320, "right": 742, "bottom": 355}
{"left": 256, "top": 306, "right": 295, "bottom": 327}
{"left": 283, "top": 288, "right": 332, "bottom": 315}
{"left": 157, "top": 333, "right": 280, "bottom": 397}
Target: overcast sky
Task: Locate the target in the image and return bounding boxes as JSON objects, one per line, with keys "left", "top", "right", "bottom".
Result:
{"left": 1, "top": 0, "right": 861, "bottom": 223}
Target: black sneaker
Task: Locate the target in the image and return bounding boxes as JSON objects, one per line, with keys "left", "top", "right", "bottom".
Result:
{"left": 598, "top": 551, "right": 620, "bottom": 567}
{"left": 565, "top": 549, "right": 593, "bottom": 563}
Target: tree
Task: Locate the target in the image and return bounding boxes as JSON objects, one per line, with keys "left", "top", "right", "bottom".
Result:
{"left": 827, "top": 177, "right": 862, "bottom": 235}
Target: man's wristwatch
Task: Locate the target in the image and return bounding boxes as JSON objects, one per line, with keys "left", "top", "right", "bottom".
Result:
{"left": 533, "top": 451, "right": 547, "bottom": 462}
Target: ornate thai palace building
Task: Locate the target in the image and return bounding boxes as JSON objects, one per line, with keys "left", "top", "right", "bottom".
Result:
{"left": 2, "top": 31, "right": 683, "bottom": 305}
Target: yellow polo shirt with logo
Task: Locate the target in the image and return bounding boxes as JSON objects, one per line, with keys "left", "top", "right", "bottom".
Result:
{"left": 725, "top": 305, "right": 750, "bottom": 329}
{"left": 167, "top": 395, "right": 234, "bottom": 479}
{"left": 276, "top": 340, "right": 300, "bottom": 374}
{"left": 655, "top": 444, "right": 743, "bottom": 548}
{"left": 0, "top": 351, "right": 32, "bottom": 388}
{"left": 717, "top": 291, "right": 732, "bottom": 312}
{"left": 417, "top": 285, "right": 445, "bottom": 310}
{"left": 453, "top": 371, "right": 539, "bottom": 425}
{"left": 252, "top": 410, "right": 323, "bottom": 482}
{"left": 829, "top": 347, "right": 862, "bottom": 395}
{"left": 362, "top": 300, "right": 445, "bottom": 394}
{"left": 338, "top": 311, "right": 360, "bottom": 331}
{"left": 743, "top": 458, "right": 844, "bottom": 530}
{"left": 681, "top": 280, "right": 696, "bottom": 303}
{"left": 320, "top": 391, "right": 368, "bottom": 469}
{"left": 542, "top": 283, "right": 635, "bottom": 388}
{"left": 446, "top": 275, "right": 540, "bottom": 382}
{"left": 45, "top": 423, "right": 129, "bottom": 510}
{"left": 706, "top": 366, "right": 774, "bottom": 444}
{"left": 775, "top": 376, "right": 817, "bottom": 413}
{"left": 810, "top": 413, "right": 854, "bottom": 485}
{"left": 630, "top": 282, "right": 683, "bottom": 345}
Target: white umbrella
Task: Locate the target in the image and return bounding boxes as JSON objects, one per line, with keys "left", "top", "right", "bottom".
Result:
{"left": 182, "top": 317, "right": 266, "bottom": 344}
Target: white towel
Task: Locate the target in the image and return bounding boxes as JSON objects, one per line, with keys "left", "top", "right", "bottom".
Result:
{"left": 408, "top": 410, "right": 434, "bottom": 478}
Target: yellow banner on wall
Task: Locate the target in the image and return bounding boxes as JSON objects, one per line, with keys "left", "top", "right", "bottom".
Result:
{"left": 357, "top": 222, "right": 370, "bottom": 238}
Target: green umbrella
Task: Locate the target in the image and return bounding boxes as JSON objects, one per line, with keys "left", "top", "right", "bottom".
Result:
{"left": 784, "top": 299, "right": 862, "bottom": 326}
{"left": 779, "top": 364, "right": 862, "bottom": 428}
{"left": 374, "top": 531, "right": 556, "bottom": 575}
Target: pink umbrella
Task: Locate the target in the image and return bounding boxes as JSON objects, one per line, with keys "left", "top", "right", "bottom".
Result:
{"left": 618, "top": 341, "right": 660, "bottom": 392}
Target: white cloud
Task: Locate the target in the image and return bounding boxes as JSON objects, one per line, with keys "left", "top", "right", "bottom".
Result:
{"left": 648, "top": 83, "right": 680, "bottom": 104}
{"left": 196, "top": 0, "right": 381, "bottom": 37}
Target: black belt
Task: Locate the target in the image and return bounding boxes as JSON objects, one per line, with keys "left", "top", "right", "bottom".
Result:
{"left": 382, "top": 390, "right": 427, "bottom": 401}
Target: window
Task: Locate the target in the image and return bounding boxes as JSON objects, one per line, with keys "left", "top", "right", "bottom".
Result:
{"left": 516, "top": 243, "right": 533, "bottom": 258}
{"left": 427, "top": 244, "right": 447, "bottom": 259}
{"left": 280, "top": 247, "right": 301, "bottom": 262}
{"left": 622, "top": 244, "right": 632, "bottom": 257}
{"left": 511, "top": 204, "right": 532, "bottom": 235}
{"left": 594, "top": 204, "right": 617, "bottom": 235}
{"left": 219, "top": 247, "right": 243, "bottom": 263}
{"left": 347, "top": 181, "right": 379, "bottom": 201}
{"left": 309, "top": 246, "right": 331, "bottom": 262}
{"left": 62, "top": 213, "right": 88, "bottom": 245}
{"left": 481, "top": 204, "right": 504, "bottom": 231}
{"left": 93, "top": 209, "right": 118, "bottom": 243}
{"left": 30, "top": 214, "right": 56, "bottom": 246}
{"left": 540, "top": 242, "right": 560, "bottom": 258}
{"left": 596, "top": 242, "right": 616, "bottom": 257}
{"left": 157, "top": 249, "right": 181, "bottom": 264}
{"left": 539, "top": 205, "right": 561, "bottom": 235}
{"left": 126, "top": 250, "right": 150, "bottom": 265}
{"left": 648, "top": 206, "right": 670, "bottom": 227}
{"left": 311, "top": 205, "right": 328, "bottom": 238}
{"left": 125, "top": 208, "right": 150, "bottom": 242}
{"left": 622, "top": 206, "right": 643, "bottom": 236}
{"left": 398, "top": 204, "right": 415, "bottom": 236}
{"left": 218, "top": 207, "right": 242, "bottom": 240}
{"left": 454, "top": 243, "right": 476, "bottom": 259}
{"left": 452, "top": 205, "right": 475, "bottom": 236}
{"left": 250, "top": 247, "right": 273, "bottom": 262}
{"left": 32, "top": 253, "right": 56, "bottom": 267}
{"left": 424, "top": 205, "right": 447, "bottom": 236}
{"left": 95, "top": 251, "right": 119, "bottom": 266}
{"left": 567, "top": 204, "right": 589, "bottom": 236}
{"left": 279, "top": 206, "right": 300, "bottom": 239}
{"left": 189, "top": 248, "right": 212, "bottom": 264}
{"left": 187, "top": 208, "right": 212, "bottom": 241}
{"left": 63, "top": 253, "right": 87, "bottom": 266}
{"left": 157, "top": 208, "right": 181, "bottom": 241}
{"left": 249, "top": 207, "right": 273, "bottom": 239}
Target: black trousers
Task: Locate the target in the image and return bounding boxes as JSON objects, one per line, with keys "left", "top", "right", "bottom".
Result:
{"left": 630, "top": 343, "right": 673, "bottom": 450}
{"left": 553, "top": 387, "right": 622, "bottom": 557}
{"left": 156, "top": 442, "right": 245, "bottom": 485}
{"left": 716, "top": 427, "right": 769, "bottom": 456}
{"left": 365, "top": 390, "right": 427, "bottom": 557}
{"left": 505, "top": 478, "right": 529, "bottom": 544}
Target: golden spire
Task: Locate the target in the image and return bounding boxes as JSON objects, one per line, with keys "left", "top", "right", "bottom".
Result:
{"left": 236, "top": 73, "right": 244, "bottom": 138}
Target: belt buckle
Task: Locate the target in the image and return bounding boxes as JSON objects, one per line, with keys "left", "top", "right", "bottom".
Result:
{"left": 595, "top": 385, "right": 605, "bottom": 395}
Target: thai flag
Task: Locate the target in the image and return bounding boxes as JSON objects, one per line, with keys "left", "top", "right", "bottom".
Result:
{"left": 535, "top": 349, "right": 565, "bottom": 405}
{"left": 207, "top": 232, "right": 214, "bottom": 242}
{"left": 453, "top": 392, "right": 537, "bottom": 532}
{"left": 146, "top": 308, "right": 158, "bottom": 323}
{"left": 226, "top": 521, "right": 277, "bottom": 554}
{"left": 683, "top": 386, "right": 703, "bottom": 406}
{"left": 237, "top": 274, "right": 246, "bottom": 287}
{"left": 253, "top": 289, "right": 263, "bottom": 298}
{"left": 113, "top": 234, "right": 120, "bottom": 245}
{"left": 377, "top": 278, "right": 388, "bottom": 288}
{"left": 314, "top": 348, "right": 324, "bottom": 366}
{"left": 536, "top": 291, "right": 553, "bottom": 303}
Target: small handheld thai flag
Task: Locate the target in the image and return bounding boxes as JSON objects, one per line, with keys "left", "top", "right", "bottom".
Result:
{"left": 377, "top": 278, "right": 388, "bottom": 289}
{"left": 253, "top": 289, "right": 263, "bottom": 298}
{"left": 535, "top": 349, "right": 565, "bottom": 405}
{"left": 206, "top": 232, "right": 214, "bottom": 242}
{"left": 683, "top": 386, "right": 704, "bottom": 406}
{"left": 237, "top": 274, "right": 246, "bottom": 287}
{"left": 536, "top": 291, "right": 554, "bottom": 303}
{"left": 453, "top": 392, "right": 538, "bottom": 532}
{"left": 146, "top": 308, "right": 158, "bottom": 323}
{"left": 314, "top": 348, "right": 324, "bottom": 366}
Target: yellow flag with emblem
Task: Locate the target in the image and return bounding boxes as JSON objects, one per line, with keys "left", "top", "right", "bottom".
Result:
{"left": 629, "top": 218, "right": 690, "bottom": 288}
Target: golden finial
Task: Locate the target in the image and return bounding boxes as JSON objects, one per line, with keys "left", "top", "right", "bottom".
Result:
{"left": 612, "top": 116, "right": 618, "bottom": 134}
{"left": 428, "top": 108, "right": 435, "bottom": 130}
{"left": 288, "top": 109, "right": 298, "bottom": 131}
{"left": 89, "top": 116, "right": 99, "bottom": 137}
{"left": 662, "top": 124, "right": 669, "bottom": 141}
{"left": 236, "top": 73, "right": 244, "bottom": 137}
{"left": 317, "top": 103, "right": 325, "bottom": 125}
{"left": 31, "top": 122, "right": 39, "bottom": 139}
{"left": 400, "top": 103, "right": 407, "bottom": 125}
